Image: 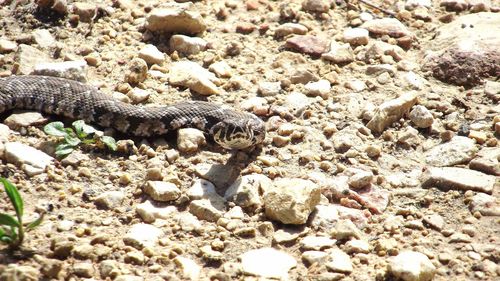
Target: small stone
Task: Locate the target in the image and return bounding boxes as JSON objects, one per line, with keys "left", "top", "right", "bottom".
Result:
{"left": 174, "top": 256, "right": 201, "bottom": 280}
{"left": 0, "top": 38, "right": 17, "bottom": 53}
{"left": 240, "top": 248, "right": 297, "bottom": 279}
{"left": 331, "top": 219, "right": 363, "bottom": 240}
{"left": 187, "top": 179, "right": 217, "bottom": 200}
{"left": 302, "top": 0, "right": 330, "bottom": 13}
{"left": 409, "top": 105, "right": 434, "bottom": 128}
{"left": 33, "top": 60, "right": 88, "bottom": 82}
{"left": 422, "top": 167, "right": 495, "bottom": 194}
{"left": 258, "top": 81, "right": 282, "bottom": 96}
{"left": 326, "top": 249, "right": 353, "bottom": 273}
{"left": 32, "top": 29, "right": 55, "bottom": 48}
{"left": 285, "top": 35, "right": 329, "bottom": 57}
{"left": 273, "top": 229, "right": 300, "bottom": 244}
{"left": 469, "top": 193, "right": 500, "bottom": 216}
{"left": 123, "top": 223, "right": 163, "bottom": 249}
{"left": 468, "top": 130, "right": 487, "bottom": 144}
{"left": 143, "top": 181, "right": 181, "bottom": 201}
{"left": 236, "top": 22, "right": 256, "bottom": 34}
{"left": 138, "top": 44, "right": 164, "bottom": 65}
{"left": 345, "top": 168, "right": 373, "bottom": 189}
{"left": 15, "top": 44, "right": 51, "bottom": 75}
{"left": 449, "top": 232, "right": 472, "bottom": 243}
{"left": 169, "top": 35, "right": 208, "bottom": 55}
{"left": 290, "top": 69, "right": 319, "bottom": 84}
{"left": 127, "top": 88, "right": 150, "bottom": 104}
{"left": 274, "top": 23, "right": 308, "bottom": 38}
{"left": 169, "top": 61, "right": 221, "bottom": 95}
{"left": 177, "top": 128, "right": 206, "bottom": 153}
{"left": 387, "top": 251, "right": 436, "bottom": 281}
{"left": 126, "top": 58, "right": 148, "bottom": 84}
{"left": 124, "top": 250, "right": 145, "bottom": 265}
{"left": 189, "top": 198, "right": 225, "bottom": 222}
{"left": 209, "top": 61, "right": 232, "bottom": 78}
{"left": 366, "top": 91, "right": 419, "bottom": 133}
{"left": 3, "top": 111, "right": 47, "bottom": 130}
{"left": 145, "top": 6, "right": 206, "bottom": 34}
{"left": 264, "top": 178, "right": 321, "bottom": 224}
{"left": 422, "top": 214, "right": 445, "bottom": 230}
{"left": 345, "top": 239, "right": 370, "bottom": 253}
{"left": 424, "top": 136, "right": 477, "bottom": 167}
{"left": 224, "top": 174, "right": 273, "bottom": 211}
{"left": 301, "top": 251, "right": 328, "bottom": 266}
{"left": 36, "top": 256, "right": 63, "bottom": 279}
{"left": 304, "top": 79, "right": 331, "bottom": 99}
{"left": 73, "top": 262, "right": 94, "bottom": 278}
{"left": 321, "top": 41, "right": 354, "bottom": 64}
{"left": 345, "top": 79, "right": 366, "bottom": 92}
{"left": 343, "top": 28, "right": 369, "bottom": 45}
{"left": 300, "top": 236, "right": 336, "bottom": 250}
{"left": 484, "top": 80, "right": 499, "bottom": 101}
{"left": 136, "top": 200, "right": 177, "bottom": 223}
{"left": 72, "top": 2, "right": 97, "bottom": 22}
{"left": 94, "top": 191, "right": 125, "bottom": 209}
{"left": 4, "top": 142, "right": 53, "bottom": 175}
{"left": 361, "top": 18, "right": 412, "bottom": 38}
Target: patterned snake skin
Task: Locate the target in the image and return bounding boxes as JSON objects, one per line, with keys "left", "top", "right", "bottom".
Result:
{"left": 0, "top": 75, "right": 266, "bottom": 149}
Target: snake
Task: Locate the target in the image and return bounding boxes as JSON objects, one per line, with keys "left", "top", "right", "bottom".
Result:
{"left": 0, "top": 75, "right": 266, "bottom": 149}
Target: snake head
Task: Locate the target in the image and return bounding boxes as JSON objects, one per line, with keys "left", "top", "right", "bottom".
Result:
{"left": 210, "top": 115, "right": 266, "bottom": 150}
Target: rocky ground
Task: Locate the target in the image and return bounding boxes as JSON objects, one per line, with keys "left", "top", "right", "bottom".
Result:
{"left": 0, "top": 0, "right": 499, "bottom": 280}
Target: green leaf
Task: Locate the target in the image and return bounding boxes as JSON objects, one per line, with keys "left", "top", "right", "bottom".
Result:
{"left": 0, "top": 178, "right": 23, "bottom": 218}
{"left": 44, "top": 122, "right": 68, "bottom": 137}
{"left": 55, "top": 143, "right": 75, "bottom": 158}
{"left": 26, "top": 213, "right": 44, "bottom": 231}
{"left": 0, "top": 213, "right": 20, "bottom": 227}
{"left": 101, "top": 136, "right": 117, "bottom": 151}
{"left": 64, "top": 134, "right": 81, "bottom": 146}
{"left": 73, "top": 120, "right": 96, "bottom": 138}
{"left": 0, "top": 235, "right": 13, "bottom": 244}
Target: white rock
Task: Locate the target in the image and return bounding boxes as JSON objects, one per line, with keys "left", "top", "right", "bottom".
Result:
{"left": 345, "top": 79, "right": 366, "bottom": 92}
{"left": 174, "top": 256, "right": 201, "bottom": 280}
{"left": 177, "top": 128, "right": 206, "bottom": 153}
{"left": 345, "top": 239, "right": 370, "bottom": 253}
{"left": 404, "top": 71, "right": 425, "bottom": 89}
{"left": 209, "top": 61, "right": 232, "bottom": 78}
{"left": 343, "top": 28, "right": 369, "bottom": 45}
{"left": 0, "top": 38, "right": 17, "bottom": 53}
{"left": 3, "top": 111, "right": 47, "bottom": 130}
{"left": 32, "top": 29, "right": 55, "bottom": 48}
{"left": 284, "top": 91, "right": 312, "bottom": 114}
{"left": 258, "top": 81, "right": 281, "bottom": 96}
{"left": 300, "top": 236, "right": 336, "bottom": 250}
{"left": 225, "top": 174, "right": 273, "bottom": 211}
{"left": 175, "top": 212, "right": 202, "bottom": 232}
{"left": 189, "top": 198, "right": 225, "bottom": 222}
{"left": 274, "top": 23, "right": 308, "bottom": 38}
{"left": 302, "top": 0, "right": 330, "bottom": 13}
{"left": 310, "top": 205, "right": 340, "bottom": 230}
{"left": 187, "top": 179, "right": 217, "bottom": 200}
{"left": 409, "top": 105, "right": 433, "bottom": 128}
{"left": 123, "top": 223, "right": 163, "bottom": 249}
{"left": 127, "top": 88, "right": 150, "bottom": 104}
{"left": 33, "top": 60, "right": 88, "bottom": 82}
{"left": 169, "top": 35, "right": 208, "bottom": 55}
{"left": 321, "top": 41, "right": 354, "bottom": 64}
{"left": 326, "top": 249, "right": 353, "bottom": 273}
{"left": 422, "top": 167, "right": 495, "bottom": 194}
{"left": 366, "top": 91, "right": 419, "bottom": 133}
{"left": 301, "top": 251, "right": 328, "bottom": 265}
{"left": 263, "top": 178, "right": 321, "bottom": 224}
{"left": 304, "top": 79, "right": 331, "bottom": 99}
{"left": 345, "top": 168, "right": 373, "bottom": 189}
{"left": 138, "top": 44, "right": 164, "bottom": 65}
{"left": 424, "top": 136, "right": 477, "bottom": 166}
{"left": 469, "top": 193, "right": 500, "bottom": 216}
{"left": 4, "top": 142, "right": 53, "bottom": 175}
{"left": 145, "top": 6, "right": 206, "bottom": 34}
{"left": 224, "top": 206, "right": 245, "bottom": 219}
{"left": 94, "top": 191, "right": 125, "bottom": 209}
{"left": 240, "top": 248, "right": 297, "bottom": 279}
{"left": 143, "top": 181, "right": 181, "bottom": 201}
{"left": 387, "top": 251, "right": 436, "bottom": 281}
{"left": 169, "top": 61, "right": 221, "bottom": 95}
{"left": 405, "top": 0, "right": 432, "bottom": 10}
{"left": 136, "top": 200, "right": 177, "bottom": 223}
{"left": 16, "top": 44, "right": 51, "bottom": 75}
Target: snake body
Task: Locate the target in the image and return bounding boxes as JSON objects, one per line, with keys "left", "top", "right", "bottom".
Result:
{"left": 0, "top": 75, "right": 266, "bottom": 149}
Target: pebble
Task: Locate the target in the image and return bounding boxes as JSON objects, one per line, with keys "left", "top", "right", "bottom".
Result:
{"left": 448, "top": 232, "right": 472, "bottom": 243}
{"left": 330, "top": 219, "right": 363, "bottom": 240}
{"left": 115, "top": 275, "right": 144, "bottom": 281}
{"left": 366, "top": 91, "right": 419, "bottom": 133}
{"left": 189, "top": 198, "right": 225, "bottom": 222}
{"left": 123, "top": 223, "right": 163, "bottom": 249}
{"left": 174, "top": 256, "right": 201, "bottom": 280}
{"left": 240, "top": 247, "right": 297, "bottom": 279}
{"left": 304, "top": 79, "right": 331, "bottom": 99}
{"left": 0, "top": 38, "right": 17, "bottom": 53}
{"left": 15, "top": 44, "right": 51, "bottom": 75}
{"left": 175, "top": 212, "right": 202, "bottom": 232}
{"left": 273, "top": 229, "right": 300, "bottom": 244}
{"left": 195, "top": 162, "right": 241, "bottom": 189}
{"left": 469, "top": 193, "right": 500, "bottom": 216}
{"left": 127, "top": 88, "right": 150, "bottom": 104}
{"left": 136, "top": 200, "right": 177, "bottom": 223}
{"left": 72, "top": 2, "right": 97, "bottom": 22}
{"left": 285, "top": 35, "right": 329, "bottom": 57}
{"left": 94, "top": 191, "right": 125, "bottom": 209}
{"left": 422, "top": 167, "right": 495, "bottom": 194}
{"left": 326, "top": 248, "right": 353, "bottom": 273}
{"left": 224, "top": 174, "right": 272, "bottom": 211}
{"left": 406, "top": 0, "right": 432, "bottom": 9}
{"left": 345, "top": 79, "right": 366, "bottom": 92}
{"left": 138, "top": 44, "right": 164, "bottom": 65}
{"left": 145, "top": 7, "right": 206, "bottom": 34}
{"left": 321, "top": 41, "right": 354, "bottom": 64}
{"left": 409, "top": 105, "right": 434, "bottom": 128}
{"left": 208, "top": 61, "right": 232, "bottom": 78}
{"left": 169, "top": 61, "right": 221, "bottom": 95}
{"left": 177, "top": 128, "right": 206, "bottom": 152}
{"left": 424, "top": 136, "right": 477, "bottom": 166}
{"left": 4, "top": 142, "right": 54, "bottom": 175}
{"left": 124, "top": 250, "right": 145, "bottom": 265}
{"left": 361, "top": 18, "right": 412, "bottom": 38}
{"left": 345, "top": 168, "right": 374, "bottom": 189}
{"left": 345, "top": 239, "right": 370, "bottom": 254}
{"left": 302, "top": 0, "right": 330, "bottom": 13}
{"left": 343, "top": 28, "right": 369, "bottom": 45}
{"left": 3, "top": 111, "right": 47, "bottom": 130}
{"left": 387, "top": 251, "right": 436, "bottom": 281}
{"left": 300, "top": 236, "right": 336, "bottom": 250}
{"left": 72, "top": 262, "right": 94, "bottom": 278}
{"left": 126, "top": 58, "right": 148, "bottom": 84}
{"left": 258, "top": 81, "right": 282, "bottom": 96}
{"left": 310, "top": 204, "right": 340, "bottom": 230}
{"left": 302, "top": 251, "right": 329, "bottom": 266}
{"left": 484, "top": 80, "right": 499, "bottom": 101}
{"left": 32, "top": 29, "right": 55, "bottom": 48}
{"left": 274, "top": 23, "right": 308, "bottom": 38}
{"left": 264, "top": 178, "right": 321, "bottom": 224}
{"left": 187, "top": 179, "right": 217, "bottom": 200}
{"left": 169, "top": 34, "right": 208, "bottom": 55}
{"left": 99, "top": 261, "right": 120, "bottom": 280}
{"left": 143, "top": 181, "right": 181, "bottom": 202}
{"left": 33, "top": 60, "right": 88, "bottom": 82}
{"left": 422, "top": 214, "right": 445, "bottom": 230}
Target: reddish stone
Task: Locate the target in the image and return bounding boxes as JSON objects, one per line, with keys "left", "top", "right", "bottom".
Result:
{"left": 236, "top": 22, "right": 256, "bottom": 34}
{"left": 285, "top": 35, "right": 329, "bottom": 57}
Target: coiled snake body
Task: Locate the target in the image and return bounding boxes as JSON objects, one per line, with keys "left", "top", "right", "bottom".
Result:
{"left": 0, "top": 75, "right": 266, "bottom": 149}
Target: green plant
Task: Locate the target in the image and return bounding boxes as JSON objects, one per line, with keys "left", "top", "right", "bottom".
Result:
{"left": 0, "top": 178, "right": 44, "bottom": 249}
{"left": 44, "top": 120, "right": 117, "bottom": 158}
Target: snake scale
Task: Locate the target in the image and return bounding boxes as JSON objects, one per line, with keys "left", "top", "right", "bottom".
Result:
{"left": 0, "top": 75, "right": 266, "bottom": 149}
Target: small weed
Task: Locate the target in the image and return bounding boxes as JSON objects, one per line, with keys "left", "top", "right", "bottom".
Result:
{"left": 0, "top": 178, "right": 44, "bottom": 249}
{"left": 44, "top": 120, "right": 117, "bottom": 158}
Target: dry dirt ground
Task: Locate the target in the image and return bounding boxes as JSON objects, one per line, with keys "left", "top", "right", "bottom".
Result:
{"left": 0, "top": 0, "right": 499, "bottom": 280}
